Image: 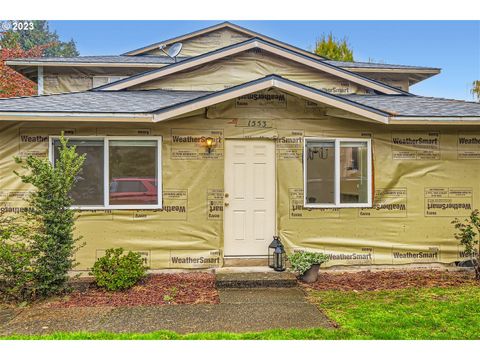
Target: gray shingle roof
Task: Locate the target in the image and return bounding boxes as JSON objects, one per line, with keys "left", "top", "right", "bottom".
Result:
{"left": 340, "top": 94, "right": 480, "bottom": 117}
{"left": 8, "top": 55, "right": 439, "bottom": 71}
{"left": 0, "top": 90, "right": 211, "bottom": 113}
{"left": 326, "top": 60, "right": 440, "bottom": 71}
{"left": 6, "top": 55, "right": 188, "bottom": 65}
{"left": 0, "top": 86, "right": 478, "bottom": 118}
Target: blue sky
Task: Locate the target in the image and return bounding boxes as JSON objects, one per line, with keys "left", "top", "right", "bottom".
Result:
{"left": 49, "top": 20, "right": 480, "bottom": 101}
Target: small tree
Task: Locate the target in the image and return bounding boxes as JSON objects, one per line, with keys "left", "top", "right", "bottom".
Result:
{"left": 313, "top": 33, "right": 354, "bottom": 61}
{"left": 452, "top": 210, "right": 480, "bottom": 280}
{"left": 0, "top": 43, "right": 49, "bottom": 98}
{"left": 0, "top": 135, "right": 85, "bottom": 301}
{"left": 471, "top": 80, "right": 480, "bottom": 102}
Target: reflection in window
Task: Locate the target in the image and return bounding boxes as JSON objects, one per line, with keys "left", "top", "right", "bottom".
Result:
{"left": 304, "top": 138, "right": 371, "bottom": 207}
{"left": 305, "top": 140, "right": 335, "bottom": 205}
{"left": 53, "top": 139, "right": 104, "bottom": 206}
{"left": 108, "top": 140, "right": 158, "bottom": 205}
{"left": 340, "top": 141, "right": 368, "bottom": 204}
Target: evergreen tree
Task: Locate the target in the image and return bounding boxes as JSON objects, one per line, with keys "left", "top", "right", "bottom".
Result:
{"left": 314, "top": 33, "right": 354, "bottom": 62}
{"left": 0, "top": 20, "right": 79, "bottom": 57}
{"left": 472, "top": 80, "right": 480, "bottom": 102}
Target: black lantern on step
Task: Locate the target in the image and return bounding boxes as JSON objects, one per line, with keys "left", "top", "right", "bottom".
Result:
{"left": 268, "top": 236, "right": 282, "bottom": 268}
{"left": 268, "top": 236, "right": 286, "bottom": 272}
{"left": 273, "top": 243, "right": 286, "bottom": 272}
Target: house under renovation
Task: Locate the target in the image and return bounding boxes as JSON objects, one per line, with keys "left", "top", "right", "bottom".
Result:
{"left": 1, "top": 22, "right": 480, "bottom": 269}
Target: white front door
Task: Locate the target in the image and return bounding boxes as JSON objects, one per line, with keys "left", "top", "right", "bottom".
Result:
{"left": 224, "top": 139, "right": 276, "bottom": 256}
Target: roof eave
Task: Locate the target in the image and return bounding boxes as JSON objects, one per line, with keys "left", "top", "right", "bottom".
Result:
{"left": 6, "top": 60, "right": 442, "bottom": 76}
{"left": 345, "top": 67, "right": 441, "bottom": 74}
{"left": 6, "top": 60, "right": 168, "bottom": 69}
{"left": 0, "top": 112, "right": 154, "bottom": 122}
{"left": 389, "top": 116, "right": 480, "bottom": 125}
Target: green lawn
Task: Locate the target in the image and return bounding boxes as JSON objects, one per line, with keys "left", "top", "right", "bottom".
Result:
{"left": 2, "top": 286, "right": 479, "bottom": 340}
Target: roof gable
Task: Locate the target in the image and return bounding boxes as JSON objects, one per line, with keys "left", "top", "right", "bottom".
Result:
{"left": 127, "top": 49, "right": 372, "bottom": 94}
{"left": 152, "top": 75, "right": 391, "bottom": 123}
{"left": 135, "top": 27, "right": 251, "bottom": 58}
{"left": 99, "top": 38, "right": 409, "bottom": 95}
{"left": 122, "top": 22, "right": 326, "bottom": 61}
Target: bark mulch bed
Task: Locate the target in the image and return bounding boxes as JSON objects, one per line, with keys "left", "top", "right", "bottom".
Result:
{"left": 301, "top": 270, "right": 478, "bottom": 291}
{"left": 45, "top": 273, "right": 219, "bottom": 308}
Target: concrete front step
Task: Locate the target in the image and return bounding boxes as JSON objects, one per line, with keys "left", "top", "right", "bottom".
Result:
{"left": 223, "top": 257, "right": 268, "bottom": 267}
{"left": 215, "top": 271, "right": 298, "bottom": 288}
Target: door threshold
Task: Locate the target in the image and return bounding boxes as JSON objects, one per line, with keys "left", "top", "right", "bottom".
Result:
{"left": 224, "top": 255, "right": 267, "bottom": 259}
{"left": 223, "top": 256, "right": 268, "bottom": 267}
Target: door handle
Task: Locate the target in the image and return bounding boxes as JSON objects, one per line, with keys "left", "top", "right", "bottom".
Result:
{"left": 224, "top": 202, "right": 230, "bottom": 207}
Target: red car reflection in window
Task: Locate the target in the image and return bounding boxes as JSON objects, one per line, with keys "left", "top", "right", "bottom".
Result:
{"left": 109, "top": 178, "right": 157, "bottom": 205}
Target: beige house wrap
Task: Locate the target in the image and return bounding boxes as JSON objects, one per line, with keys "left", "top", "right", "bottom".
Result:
{"left": 0, "top": 22, "right": 479, "bottom": 270}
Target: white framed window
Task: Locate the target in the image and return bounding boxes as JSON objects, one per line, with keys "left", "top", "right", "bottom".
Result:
{"left": 92, "top": 76, "right": 127, "bottom": 88}
{"left": 303, "top": 137, "right": 372, "bottom": 208}
{"left": 49, "top": 136, "right": 162, "bottom": 210}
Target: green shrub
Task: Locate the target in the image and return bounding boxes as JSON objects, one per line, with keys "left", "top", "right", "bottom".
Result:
{"left": 90, "top": 248, "right": 148, "bottom": 291}
{"left": 452, "top": 209, "right": 480, "bottom": 280}
{"left": 0, "top": 135, "right": 85, "bottom": 302}
{"left": 288, "top": 251, "right": 329, "bottom": 275}
{"left": 0, "top": 218, "right": 36, "bottom": 301}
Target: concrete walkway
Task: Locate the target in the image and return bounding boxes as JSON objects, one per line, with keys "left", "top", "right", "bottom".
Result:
{"left": 0, "top": 287, "right": 331, "bottom": 336}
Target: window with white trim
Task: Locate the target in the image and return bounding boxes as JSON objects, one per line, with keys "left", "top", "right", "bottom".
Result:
{"left": 92, "top": 76, "right": 127, "bottom": 88}
{"left": 304, "top": 138, "right": 372, "bottom": 208}
{"left": 50, "top": 136, "right": 162, "bottom": 209}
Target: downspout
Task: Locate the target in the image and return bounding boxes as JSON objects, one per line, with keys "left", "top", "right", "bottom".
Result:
{"left": 37, "top": 66, "right": 44, "bottom": 95}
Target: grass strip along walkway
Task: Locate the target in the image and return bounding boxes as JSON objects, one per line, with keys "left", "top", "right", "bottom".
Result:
{"left": 3, "top": 285, "right": 479, "bottom": 340}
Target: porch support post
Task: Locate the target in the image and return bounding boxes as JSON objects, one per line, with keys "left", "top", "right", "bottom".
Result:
{"left": 37, "top": 66, "right": 44, "bottom": 95}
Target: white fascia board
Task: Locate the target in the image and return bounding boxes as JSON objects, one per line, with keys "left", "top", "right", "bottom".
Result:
{"left": 345, "top": 67, "right": 441, "bottom": 74}
{"left": 153, "top": 79, "right": 273, "bottom": 122}
{"left": 0, "top": 112, "right": 154, "bottom": 122}
{"left": 6, "top": 60, "right": 167, "bottom": 68}
{"left": 274, "top": 80, "right": 390, "bottom": 123}
{"left": 256, "top": 42, "right": 402, "bottom": 95}
{"left": 153, "top": 78, "right": 390, "bottom": 124}
{"left": 104, "top": 42, "right": 256, "bottom": 91}
{"left": 389, "top": 117, "right": 480, "bottom": 125}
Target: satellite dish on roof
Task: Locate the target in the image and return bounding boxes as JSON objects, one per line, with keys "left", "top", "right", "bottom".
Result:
{"left": 159, "top": 42, "right": 183, "bottom": 62}
{"left": 168, "top": 43, "right": 183, "bottom": 58}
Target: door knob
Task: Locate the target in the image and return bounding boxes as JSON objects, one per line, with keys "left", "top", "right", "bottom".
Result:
{"left": 224, "top": 202, "right": 230, "bottom": 207}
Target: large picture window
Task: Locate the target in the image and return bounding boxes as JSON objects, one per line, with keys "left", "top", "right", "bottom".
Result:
{"left": 304, "top": 138, "right": 372, "bottom": 208}
{"left": 50, "top": 136, "right": 162, "bottom": 209}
